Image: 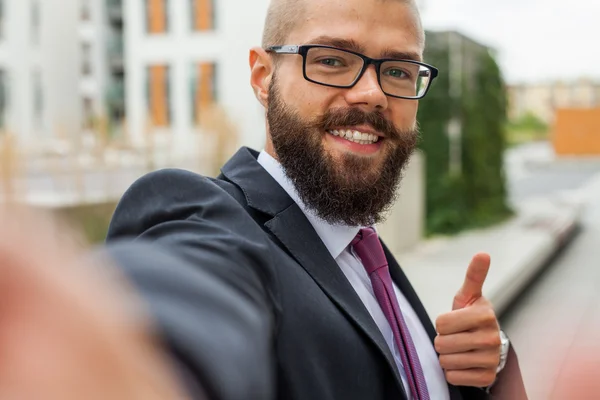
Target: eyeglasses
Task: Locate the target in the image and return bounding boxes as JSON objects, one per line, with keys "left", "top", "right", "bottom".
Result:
{"left": 266, "top": 45, "right": 439, "bottom": 100}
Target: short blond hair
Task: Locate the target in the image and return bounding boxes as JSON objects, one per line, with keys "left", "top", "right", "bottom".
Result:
{"left": 261, "top": 0, "right": 424, "bottom": 49}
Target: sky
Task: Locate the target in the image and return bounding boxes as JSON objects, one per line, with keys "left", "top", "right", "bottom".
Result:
{"left": 419, "top": 0, "right": 600, "bottom": 84}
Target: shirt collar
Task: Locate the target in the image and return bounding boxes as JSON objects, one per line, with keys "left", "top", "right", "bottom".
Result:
{"left": 257, "top": 150, "right": 361, "bottom": 259}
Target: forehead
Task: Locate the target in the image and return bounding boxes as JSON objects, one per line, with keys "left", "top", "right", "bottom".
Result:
{"left": 286, "top": 0, "right": 423, "bottom": 60}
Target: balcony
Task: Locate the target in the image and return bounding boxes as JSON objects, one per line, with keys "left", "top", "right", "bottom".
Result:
{"left": 107, "top": 36, "right": 124, "bottom": 74}
{"left": 106, "top": 79, "right": 125, "bottom": 112}
{"left": 106, "top": 0, "right": 123, "bottom": 25}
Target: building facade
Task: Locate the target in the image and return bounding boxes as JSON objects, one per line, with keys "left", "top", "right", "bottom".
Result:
{"left": 0, "top": 0, "right": 80, "bottom": 144}
{"left": 124, "top": 0, "right": 270, "bottom": 153}
{"left": 508, "top": 79, "right": 600, "bottom": 124}
{"left": 0, "top": 0, "right": 123, "bottom": 146}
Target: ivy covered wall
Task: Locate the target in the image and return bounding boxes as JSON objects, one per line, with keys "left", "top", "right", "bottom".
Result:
{"left": 417, "top": 31, "right": 512, "bottom": 235}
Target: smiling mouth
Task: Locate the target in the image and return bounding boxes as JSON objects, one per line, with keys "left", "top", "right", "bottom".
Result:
{"left": 326, "top": 129, "right": 381, "bottom": 145}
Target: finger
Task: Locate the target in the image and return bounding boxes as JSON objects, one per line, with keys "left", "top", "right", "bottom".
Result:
{"left": 453, "top": 253, "right": 491, "bottom": 310}
{"left": 435, "top": 330, "right": 501, "bottom": 355}
{"left": 436, "top": 300, "right": 498, "bottom": 335}
{"left": 439, "top": 349, "right": 500, "bottom": 370}
{"left": 0, "top": 206, "right": 187, "bottom": 399}
{"left": 445, "top": 368, "right": 497, "bottom": 388}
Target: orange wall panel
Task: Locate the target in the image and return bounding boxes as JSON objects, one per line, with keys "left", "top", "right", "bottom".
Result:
{"left": 193, "top": 63, "right": 215, "bottom": 126}
{"left": 150, "top": 66, "right": 169, "bottom": 127}
{"left": 553, "top": 108, "right": 600, "bottom": 155}
{"left": 194, "top": 0, "right": 213, "bottom": 31}
{"left": 198, "top": 63, "right": 214, "bottom": 106}
{"left": 148, "top": 0, "right": 167, "bottom": 34}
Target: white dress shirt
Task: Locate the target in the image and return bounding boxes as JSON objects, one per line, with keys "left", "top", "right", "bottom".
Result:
{"left": 257, "top": 150, "right": 450, "bottom": 400}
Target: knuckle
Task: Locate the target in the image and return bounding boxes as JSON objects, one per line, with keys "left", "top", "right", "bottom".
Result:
{"left": 488, "top": 333, "right": 502, "bottom": 348}
{"left": 438, "top": 355, "right": 451, "bottom": 369}
{"left": 434, "top": 336, "right": 443, "bottom": 353}
{"left": 480, "top": 307, "right": 498, "bottom": 325}
{"left": 435, "top": 315, "right": 449, "bottom": 334}
{"left": 482, "top": 370, "right": 497, "bottom": 386}
{"left": 478, "top": 332, "right": 501, "bottom": 348}
{"left": 445, "top": 370, "right": 459, "bottom": 385}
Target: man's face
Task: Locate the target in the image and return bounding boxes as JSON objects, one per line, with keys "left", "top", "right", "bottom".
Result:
{"left": 262, "top": 0, "right": 424, "bottom": 226}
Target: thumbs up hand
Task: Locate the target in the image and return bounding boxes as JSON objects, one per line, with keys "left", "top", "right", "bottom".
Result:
{"left": 434, "top": 253, "right": 502, "bottom": 388}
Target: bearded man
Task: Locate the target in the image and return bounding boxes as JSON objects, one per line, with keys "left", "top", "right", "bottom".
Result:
{"left": 104, "top": 0, "right": 528, "bottom": 399}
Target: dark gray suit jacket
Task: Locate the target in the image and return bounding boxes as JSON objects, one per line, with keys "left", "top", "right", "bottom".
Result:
{"left": 105, "top": 147, "right": 526, "bottom": 400}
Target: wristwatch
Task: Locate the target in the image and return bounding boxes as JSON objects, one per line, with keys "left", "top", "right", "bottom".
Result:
{"left": 485, "top": 330, "right": 511, "bottom": 394}
{"left": 497, "top": 330, "right": 510, "bottom": 373}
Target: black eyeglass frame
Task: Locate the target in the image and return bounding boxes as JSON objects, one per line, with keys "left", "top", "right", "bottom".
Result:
{"left": 266, "top": 44, "right": 440, "bottom": 100}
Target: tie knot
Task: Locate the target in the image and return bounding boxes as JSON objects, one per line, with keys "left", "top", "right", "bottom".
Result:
{"left": 352, "top": 228, "right": 388, "bottom": 275}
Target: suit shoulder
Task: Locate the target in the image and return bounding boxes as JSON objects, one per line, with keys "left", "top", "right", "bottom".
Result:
{"left": 107, "top": 168, "right": 247, "bottom": 240}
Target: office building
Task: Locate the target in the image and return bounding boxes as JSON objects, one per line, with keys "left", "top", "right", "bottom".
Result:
{"left": 124, "top": 0, "right": 270, "bottom": 153}
{"left": 0, "top": 0, "right": 80, "bottom": 144}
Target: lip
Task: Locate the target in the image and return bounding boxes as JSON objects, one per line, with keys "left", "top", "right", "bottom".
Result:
{"left": 327, "top": 124, "right": 385, "bottom": 138}
{"left": 324, "top": 130, "right": 383, "bottom": 155}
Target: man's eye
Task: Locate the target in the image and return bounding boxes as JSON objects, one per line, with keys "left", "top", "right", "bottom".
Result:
{"left": 319, "top": 58, "right": 344, "bottom": 67}
{"left": 385, "top": 69, "right": 408, "bottom": 78}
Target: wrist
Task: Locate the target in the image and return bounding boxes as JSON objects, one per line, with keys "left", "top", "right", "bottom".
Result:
{"left": 484, "top": 329, "right": 510, "bottom": 394}
{"left": 497, "top": 329, "right": 510, "bottom": 373}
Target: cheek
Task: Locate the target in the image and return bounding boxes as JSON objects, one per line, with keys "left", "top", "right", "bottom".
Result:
{"left": 390, "top": 100, "right": 419, "bottom": 129}
{"left": 277, "top": 74, "right": 339, "bottom": 116}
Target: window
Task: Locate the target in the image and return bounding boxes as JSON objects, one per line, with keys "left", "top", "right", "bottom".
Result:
{"left": 0, "top": 70, "right": 7, "bottom": 129}
{"left": 145, "top": 0, "right": 169, "bottom": 34}
{"left": 82, "top": 97, "right": 93, "bottom": 129}
{"left": 81, "top": 0, "right": 91, "bottom": 21}
{"left": 0, "top": 0, "right": 5, "bottom": 40}
{"left": 190, "top": 62, "right": 217, "bottom": 126}
{"left": 146, "top": 65, "right": 171, "bottom": 127}
{"left": 31, "top": 0, "right": 40, "bottom": 45}
{"left": 33, "top": 69, "right": 43, "bottom": 130}
{"left": 106, "top": 77, "right": 125, "bottom": 123}
{"left": 190, "top": 0, "right": 214, "bottom": 31}
{"left": 81, "top": 43, "right": 92, "bottom": 76}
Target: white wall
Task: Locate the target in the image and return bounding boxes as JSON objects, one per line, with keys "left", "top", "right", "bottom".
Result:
{"left": 0, "top": 0, "right": 81, "bottom": 143}
{"left": 378, "top": 151, "right": 426, "bottom": 254}
{"left": 0, "top": 0, "right": 36, "bottom": 140}
{"left": 79, "top": 0, "right": 110, "bottom": 120}
{"left": 125, "top": 0, "right": 270, "bottom": 151}
{"left": 41, "top": 0, "right": 80, "bottom": 141}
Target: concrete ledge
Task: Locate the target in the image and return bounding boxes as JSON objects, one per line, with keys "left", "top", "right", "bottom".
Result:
{"left": 396, "top": 188, "right": 587, "bottom": 323}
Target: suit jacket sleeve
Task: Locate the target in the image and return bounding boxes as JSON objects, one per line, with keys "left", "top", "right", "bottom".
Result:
{"left": 102, "top": 169, "right": 277, "bottom": 400}
{"left": 489, "top": 345, "right": 528, "bottom": 399}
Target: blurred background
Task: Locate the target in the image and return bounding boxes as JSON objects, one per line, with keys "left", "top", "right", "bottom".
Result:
{"left": 0, "top": 0, "right": 598, "bottom": 398}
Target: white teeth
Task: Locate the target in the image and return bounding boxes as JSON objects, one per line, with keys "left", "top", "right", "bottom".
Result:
{"left": 327, "top": 129, "right": 380, "bottom": 144}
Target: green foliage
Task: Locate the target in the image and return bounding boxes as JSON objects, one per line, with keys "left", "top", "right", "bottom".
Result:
{"left": 508, "top": 112, "right": 548, "bottom": 132}
{"left": 418, "top": 35, "right": 512, "bottom": 235}
{"left": 506, "top": 112, "right": 549, "bottom": 146}
{"left": 55, "top": 202, "right": 116, "bottom": 243}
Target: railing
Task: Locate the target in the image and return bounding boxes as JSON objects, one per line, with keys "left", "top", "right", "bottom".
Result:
{"left": 0, "top": 104, "right": 240, "bottom": 208}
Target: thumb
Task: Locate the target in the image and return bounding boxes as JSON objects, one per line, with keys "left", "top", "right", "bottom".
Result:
{"left": 452, "top": 253, "right": 491, "bottom": 310}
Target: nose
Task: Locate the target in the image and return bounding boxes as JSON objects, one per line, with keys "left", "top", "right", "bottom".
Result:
{"left": 344, "top": 65, "right": 388, "bottom": 112}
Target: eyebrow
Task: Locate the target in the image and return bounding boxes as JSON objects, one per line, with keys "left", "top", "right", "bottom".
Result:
{"left": 305, "top": 35, "right": 422, "bottom": 62}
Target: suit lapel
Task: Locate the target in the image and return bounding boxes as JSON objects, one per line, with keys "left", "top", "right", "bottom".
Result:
{"left": 221, "top": 148, "right": 407, "bottom": 397}
{"left": 384, "top": 243, "right": 464, "bottom": 400}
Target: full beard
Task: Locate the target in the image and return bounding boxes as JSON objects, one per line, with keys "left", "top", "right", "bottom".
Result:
{"left": 266, "top": 79, "right": 420, "bottom": 227}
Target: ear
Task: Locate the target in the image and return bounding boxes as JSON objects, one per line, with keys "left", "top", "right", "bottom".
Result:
{"left": 249, "top": 47, "right": 274, "bottom": 108}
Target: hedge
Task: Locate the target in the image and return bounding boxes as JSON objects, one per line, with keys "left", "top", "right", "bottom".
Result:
{"left": 417, "top": 32, "right": 512, "bottom": 235}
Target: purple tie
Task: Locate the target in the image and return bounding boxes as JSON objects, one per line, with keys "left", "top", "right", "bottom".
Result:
{"left": 352, "top": 228, "right": 430, "bottom": 400}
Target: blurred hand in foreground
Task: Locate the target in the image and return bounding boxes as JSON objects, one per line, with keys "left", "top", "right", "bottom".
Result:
{"left": 0, "top": 205, "right": 189, "bottom": 400}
